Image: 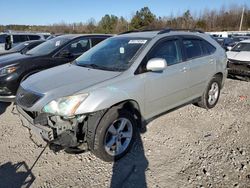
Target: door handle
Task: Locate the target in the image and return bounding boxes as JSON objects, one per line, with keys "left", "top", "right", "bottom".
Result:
{"left": 180, "top": 67, "right": 188, "bottom": 72}
{"left": 209, "top": 59, "right": 215, "bottom": 64}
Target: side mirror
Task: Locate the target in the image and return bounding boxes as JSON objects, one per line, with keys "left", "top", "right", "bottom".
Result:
{"left": 146, "top": 58, "right": 167, "bottom": 72}
{"left": 59, "top": 50, "right": 73, "bottom": 58}
{"left": 227, "top": 46, "right": 232, "bottom": 51}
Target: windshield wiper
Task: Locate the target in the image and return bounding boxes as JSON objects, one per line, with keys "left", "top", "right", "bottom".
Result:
{"left": 77, "top": 63, "right": 121, "bottom": 71}
{"left": 79, "top": 63, "right": 103, "bottom": 69}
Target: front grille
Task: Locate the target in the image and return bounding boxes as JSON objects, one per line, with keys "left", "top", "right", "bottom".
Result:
{"left": 16, "top": 87, "right": 43, "bottom": 108}
{"left": 228, "top": 59, "right": 250, "bottom": 70}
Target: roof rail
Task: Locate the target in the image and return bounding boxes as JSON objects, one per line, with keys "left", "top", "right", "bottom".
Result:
{"left": 158, "top": 28, "right": 204, "bottom": 34}
{"left": 118, "top": 28, "right": 204, "bottom": 35}
{"left": 118, "top": 29, "right": 160, "bottom": 35}
{"left": 118, "top": 30, "right": 140, "bottom": 35}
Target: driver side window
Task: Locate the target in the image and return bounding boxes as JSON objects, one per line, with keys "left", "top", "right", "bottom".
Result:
{"left": 64, "top": 39, "right": 90, "bottom": 55}
{"left": 136, "top": 39, "right": 182, "bottom": 74}
{"left": 148, "top": 39, "right": 182, "bottom": 66}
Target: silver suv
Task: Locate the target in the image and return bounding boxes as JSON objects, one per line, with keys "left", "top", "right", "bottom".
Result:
{"left": 16, "top": 29, "right": 227, "bottom": 161}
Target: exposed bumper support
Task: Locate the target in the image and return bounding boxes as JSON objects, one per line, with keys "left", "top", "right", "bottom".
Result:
{"left": 228, "top": 68, "right": 250, "bottom": 77}
{"left": 0, "top": 95, "right": 15, "bottom": 102}
{"left": 17, "top": 106, "right": 85, "bottom": 149}
{"left": 17, "top": 106, "right": 54, "bottom": 141}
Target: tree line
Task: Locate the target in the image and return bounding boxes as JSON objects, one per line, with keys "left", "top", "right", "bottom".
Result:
{"left": 1, "top": 5, "right": 250, "bottom": 34}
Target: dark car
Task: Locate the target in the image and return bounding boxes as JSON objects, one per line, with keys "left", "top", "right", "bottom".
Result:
{"left": 0, "top": 34, "right": 111, "bottom": 102}
{"left": 0, "top": 40, "right": 45, "bottom": 56}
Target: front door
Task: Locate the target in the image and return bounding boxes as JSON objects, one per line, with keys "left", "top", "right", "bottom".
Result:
{"left": 143, "top": 38, "right": 189, "bottom": 118}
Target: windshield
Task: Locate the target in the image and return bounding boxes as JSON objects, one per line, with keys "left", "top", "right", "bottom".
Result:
{"left": 231, "top": 42, "right": 250, "bottom": 52}
{"left": 75, "top": 37, "right": 149, "bottom": 71}
{"left": 9, "top": 42, "right": 28, "bottom": 52}
{"left": 26, "top": 37, "right": 70, "bottom": 55}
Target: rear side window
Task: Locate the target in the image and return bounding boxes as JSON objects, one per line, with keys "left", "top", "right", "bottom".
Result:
{"left": 201, "top": 40, "right": 216, "bottom": 55}
{"left": 91, "top": 38, "right": 105, "bottom": 47}
{"left": 13, "top": 35, "right": 28, "bottom": 43}
{"left": 183, "top": 39, "right": 202, "bottom": 59}
{"left": 28, "top": 35, "right": 41, "bottom": 40}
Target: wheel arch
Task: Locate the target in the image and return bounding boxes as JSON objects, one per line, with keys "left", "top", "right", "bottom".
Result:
{"left": 85, "top": 99, "right": 143, "bottom": 151}
{"left": 213, "top": 72, "right": 224, "bottom": 88}
{"left": 110, "top": 99, "right": 143, "bottom": 127}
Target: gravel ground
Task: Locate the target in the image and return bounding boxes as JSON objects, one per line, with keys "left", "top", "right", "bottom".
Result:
{"left": 0, "top": 78, "right": 249, "bottom": 188}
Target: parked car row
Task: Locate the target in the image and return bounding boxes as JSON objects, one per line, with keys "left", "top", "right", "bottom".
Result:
{"left": 213, "top": 35, "right": 250, "bottom": 51}
{"left": 0, "top": 29, "right": 248, "bottom": 161}
{"left": 0, "top": 34, "right": 111, "bottom": 102}
{"left": 213, "top": 35, "right": 250, "bottom": 78}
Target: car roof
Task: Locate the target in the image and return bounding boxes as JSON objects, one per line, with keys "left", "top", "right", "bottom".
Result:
{"left": 57, "top": 34, "right": 113, "bottom": 40}
{"left": 239, "top": 39, "right": 250, "bottom": 43}
{"left": 116, "top": 29, "right": 207, "bottom": 39}
{"left": 116, "top": 31, "right": 159, "bottom": 38}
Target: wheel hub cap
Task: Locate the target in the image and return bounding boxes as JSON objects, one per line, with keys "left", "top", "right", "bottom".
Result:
{"left": 104, "top": 117, "right": 133, "bottom": 156}
{"left": 208, "top": 82, "right": 219, "bottom": 105}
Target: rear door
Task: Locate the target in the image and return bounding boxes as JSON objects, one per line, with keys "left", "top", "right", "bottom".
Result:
{"left": 142, "top": 37, "right": 189, "bottom": 118}
{"left": 181, "top": 37, "right": 216, "bottom": 99}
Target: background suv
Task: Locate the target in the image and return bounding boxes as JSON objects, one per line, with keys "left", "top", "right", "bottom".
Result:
{"left": 0, "top": 34, "right": 111, "bottom": 101}
{"left": 0, "top": 32, "right": 49, "bottom": 52}
{"left": 16, "top": 29, "right": 228, "bottom": 161}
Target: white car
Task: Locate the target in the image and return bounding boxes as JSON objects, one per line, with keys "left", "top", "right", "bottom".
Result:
{"left": 227, "top": 40, "right": 250, "bottom": 77}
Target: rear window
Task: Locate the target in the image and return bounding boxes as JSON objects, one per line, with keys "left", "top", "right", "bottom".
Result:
{"left": 183, "top": 39, "right": 202, "bottom": 59}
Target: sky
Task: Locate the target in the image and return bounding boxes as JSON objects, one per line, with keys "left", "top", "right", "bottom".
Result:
{"left": 0, "top": 0, "right": 249, "bottom": 25}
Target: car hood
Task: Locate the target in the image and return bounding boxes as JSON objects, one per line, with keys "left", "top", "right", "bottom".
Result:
{"left": 0, "top": 53, "right": 32, "bottom": 67}
{"left": 0, "top": 51, "right": 16, "bottom": 56}
{"left": 22, "top": 63, "right": 122, "bottom": 97}
{"left": 226, "top": 51, "right": 250, "bottom": 62}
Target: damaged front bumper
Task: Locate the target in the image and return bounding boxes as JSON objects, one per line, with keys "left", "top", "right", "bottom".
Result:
{"left": 17, "top": 106, "right": 86, "bottom": 149}
{"left": 227, "top": 60, "right": 250, "bottom": 77}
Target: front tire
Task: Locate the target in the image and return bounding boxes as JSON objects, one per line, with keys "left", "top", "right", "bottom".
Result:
{"left": 90, "top": 107, "right": 136, "bottom": 162}
{"left": 196, "top": 76, "right": 221, "bottom": 109}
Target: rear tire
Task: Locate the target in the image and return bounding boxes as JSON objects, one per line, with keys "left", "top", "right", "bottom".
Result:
{"left": 90, "top": 107, "right": 137, "bottom": 162}
{"left": 196, "top": 76, "right": 221, "bottom": 109}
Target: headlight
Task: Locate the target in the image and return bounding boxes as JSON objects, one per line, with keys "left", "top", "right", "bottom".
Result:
{"left": 43, "top": 93, "right": 88, "bottom": 117}
{"left": 0, "top": 66, "right": 18, "bottom": 76}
